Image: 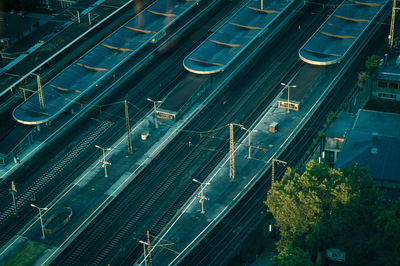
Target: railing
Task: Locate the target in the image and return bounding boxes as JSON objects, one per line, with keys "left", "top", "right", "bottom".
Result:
{"left": 0, "top": 129, "right": 35, "bottom": 166}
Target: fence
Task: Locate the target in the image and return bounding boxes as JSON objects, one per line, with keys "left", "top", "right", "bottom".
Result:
{"left": 0, "top": 128, "right": 35, "bottom": 166}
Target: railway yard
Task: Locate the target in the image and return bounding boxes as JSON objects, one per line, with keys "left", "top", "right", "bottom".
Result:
{"left": 0, "top": 0, "right": 392, "bottom": 265}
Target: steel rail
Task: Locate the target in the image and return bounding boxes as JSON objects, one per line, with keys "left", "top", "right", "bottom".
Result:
{"left": 180, "top": 4, "right": 391, "bottom": 264}
{"left": 185, "top": 60, "right": 361, "bottom": 265}
{"left": 0, "top": 0, "right": 222, "bottom": 251}
{"left": 0, "top": 0, "right": 155, "bottom": 97}
{"left": 54, "top": 3, "right": 310, "bottom": 264}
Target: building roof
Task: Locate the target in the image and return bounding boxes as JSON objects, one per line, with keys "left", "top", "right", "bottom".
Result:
{"left": 183, "top": 0, "right": 295, "bottom": 74}
{"left": 0, "top": 0, "right": 121, "bottom": 97}
{"left": 375, "top": 53, "right": 400, "bottom": 82}
{"left": 335, "top": 109, "right": 400, "bottom": 183}
{"left": 13, "top": 0, "right": 200, "bottom": 125}
{"left": 299, "top": 0, "right": 388, "bottom": 66}
{"left": 325, "top": 111, "right": 355, "bottom": 139}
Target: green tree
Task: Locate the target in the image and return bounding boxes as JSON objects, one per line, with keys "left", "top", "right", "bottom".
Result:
{"left": 325, "top": 111, "right": 338, "bottom": 124}
{"left": 307, "top": 196, "right": 380, "bottom": 265}
{"left": 373, "top": 199, "right": 400, "bottom": 264}
{"left": 265, "top": 161, "right": 379, "bottom": 264}
{"left": 357, "top": 71, "right": 369, "bottom": 89}
{"left": 365, "top": 55, "right": 380, "bottom": 73}
{"left": 273, "top": 248, "right": 314, "bottom": 266}
{"left": 266, "top": 161, "right": 353, "bottom": 251}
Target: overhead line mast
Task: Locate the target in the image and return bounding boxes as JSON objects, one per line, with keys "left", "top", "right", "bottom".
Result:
{"left": 33, "top": 74, "right": 45, "bottom": 110}
{"left": 124, "top": 100, "right": 133, "bottom": 154}
{"left": 389, "top": 0, "right": 399, "bottom": 49}
{"left": 229, "top": 123, "right": 236, "bottom": 179}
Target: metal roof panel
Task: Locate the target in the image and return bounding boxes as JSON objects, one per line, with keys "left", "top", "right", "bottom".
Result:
{"left": 13, "top": 0, "right": 201, "bottom": 125}
{"left": 299, "top": 0, "right": 388, "bottom": 65}
{"left": 184, "top": 0, "right": 295, "bottom": 74}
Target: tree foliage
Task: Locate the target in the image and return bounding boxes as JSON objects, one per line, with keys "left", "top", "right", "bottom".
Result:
{"left": 357, "top": 71, "right": 369, "bottom": 89}
{"left": 266, "top": 161, "right": 362, "bottom": 252}
{"left": 373, "top": 200, "right": 400, "bottom": 265}
{"left": 325, "top": 111, "right": 338, "bottom": 124}
{"left": 273, "top": 248, "right": 314, "bottom": 266}
{"left": 365, "top": 55, "right": 380, "bottom": 73}
{"left": 264, "top": 161, "right": 398, "bottom": 265}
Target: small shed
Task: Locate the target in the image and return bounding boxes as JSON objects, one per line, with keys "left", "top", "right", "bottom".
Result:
{"left": 269, "top": 122, "right": 278, "bottom": 133}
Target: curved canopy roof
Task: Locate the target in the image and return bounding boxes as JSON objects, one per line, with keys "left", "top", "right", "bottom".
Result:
{"left": 13, "top": 0, "right": 200, "bottom": 125}
{"left": 299, "top": 0, "right": 388, "bottom": 66}
{"left": 183, "top": 0, "right": 295, "bottom": 74}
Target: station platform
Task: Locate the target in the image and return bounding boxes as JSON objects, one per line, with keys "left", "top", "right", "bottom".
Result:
{"left": 12, "top": 0, "right": 202, "bottom": 126}
{"left": 0, "top": 55, "right": 334, "bottom": 264}
{"left": 0, "top": 106, "right": 191, "bottom": 263}
{"left": 0, "top": 52, "right": 226, "bottom": 262}
{"left": 0, "top": 1, "right": 313, "bottom": 263}
{"left": 146, "top": 67, "right": 339, "bottom": 264}
{"left": 0, "top": 0, "right": 140, "bottom": 98}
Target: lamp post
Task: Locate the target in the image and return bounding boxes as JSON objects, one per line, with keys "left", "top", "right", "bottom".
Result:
{"left": 10, "top": 181, "right": 17, "bottom": 216}
{"left": 272, "top": 159, "right": 287, "bottom": 184}
{"left": 30, "top": 204, "right": 48, "bottom": 239}
{"left": 147, "top": 98, "right": 162, "bottom": 129}
{"left": 240, "top": 126, "right": 257, "bottom": 159}
{"left": 193, "top": 179, "right": 210, "bottom": 199}
{"left": 196, "top": 195, "right": 210, "bottom": 214}
{"left": 281, "top": 82, "right": 296, "bottom": 113}
{"left": 193, "top": 179, "right": 210, "bottom": 214}
{"left": 95, "top": 145, "right": 111, "bottom": 177}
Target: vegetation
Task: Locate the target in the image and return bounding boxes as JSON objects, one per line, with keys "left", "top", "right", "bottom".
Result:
{"left": 365, "top": 55, "right": 380, "bottom": 73}
{"left": 273, "top": 248, "right": 314, "bottom": 266}
{"left": 265, "top": 161, "right": 400, "bottom": 265}
{"left": 373, "top": 200, "right": 400, "bottom": 265}
{"left": 357, "top": 71, "right": 369, "bottom": 89}
{"left": 325, "top": 111, "right": 338, "bottom": 124}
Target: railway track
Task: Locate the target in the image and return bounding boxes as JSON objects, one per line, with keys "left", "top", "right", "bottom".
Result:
{"left": 181, "top": 61, "right": 360, "bottom": 265}
{"left": 0, "top": 0, "right": 156, "bottom": 141}
{"left": 180, "top": 3, "right": 391, "bottom": 264}
{"left": 0, "top": 0, "right": 236, "bottom": 251}
{"left": 0, "top": 121, "right": 114, "bottom": 246}
{"left": 53, "top": 2, "right": 323, "bottom": 264}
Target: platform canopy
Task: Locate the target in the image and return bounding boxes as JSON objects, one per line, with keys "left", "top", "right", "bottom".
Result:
{"left": 299, "top": 0, "right": 388, "bottom": 66}
{"left": 13, "top": 0, "right": 200, "bottom": 125}
{"left": 183, "top": 0, "right": 295, "bottom": 74}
